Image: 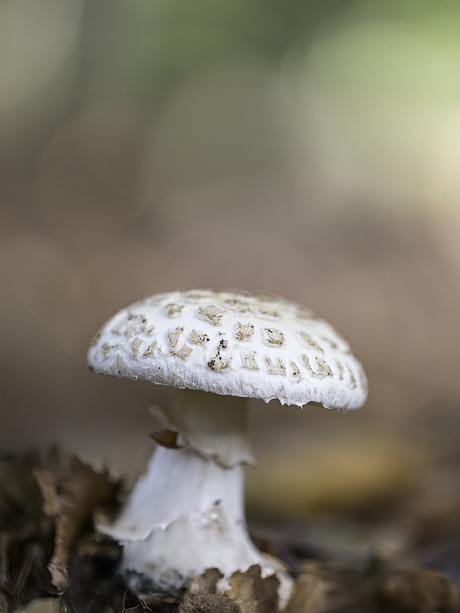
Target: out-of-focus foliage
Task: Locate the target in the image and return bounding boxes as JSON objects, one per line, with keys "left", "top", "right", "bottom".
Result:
{"left": 54, "top": 0, "right": 353, "bottom": 105}
{"left": 0, "top": 0, "right": 83, "bottom": 156}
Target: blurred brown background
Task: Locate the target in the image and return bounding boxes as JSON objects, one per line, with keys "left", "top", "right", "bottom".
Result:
{"left": 2, "top": 0, "right": 460, "bottom": 525}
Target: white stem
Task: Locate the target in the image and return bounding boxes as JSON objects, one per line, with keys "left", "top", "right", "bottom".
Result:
{"left": 117, "top": 446, "right": 275, "bottom": 594}
{"left": 97, "top": 390, "right": 292, "bottom": 605}
{"left": 101, "top": 445, "right": 246, "bottom": 541}
{"left": 155, "top": 388, "right": 256, "bottom": 468}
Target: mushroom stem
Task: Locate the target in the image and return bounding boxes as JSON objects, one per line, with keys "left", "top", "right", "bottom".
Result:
{"left": 119, "top": 447, "right": 274, "bottom": 594}
{"left": 97, "top": 390, "right": 290, "bottom": 599}
{"left": 152, "top": 388, "right": 256, "bottom": 468}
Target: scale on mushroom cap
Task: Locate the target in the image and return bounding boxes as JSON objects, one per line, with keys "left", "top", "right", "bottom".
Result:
{"left": 87, "top": 289, "right": 368, "bottom": 607}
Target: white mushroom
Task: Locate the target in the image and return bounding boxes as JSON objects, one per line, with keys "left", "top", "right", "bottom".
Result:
{"left": 87, "top": 289, "right": 367, "bottom": 606}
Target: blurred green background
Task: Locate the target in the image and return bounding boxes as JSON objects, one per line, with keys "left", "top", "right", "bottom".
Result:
{"left": 2, "top": 0, "right": 460, "bottom": 524}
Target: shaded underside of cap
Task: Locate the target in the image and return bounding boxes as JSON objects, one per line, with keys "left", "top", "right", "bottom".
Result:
{"left": 87, "top": 289, "right": 368, "bottom": 410}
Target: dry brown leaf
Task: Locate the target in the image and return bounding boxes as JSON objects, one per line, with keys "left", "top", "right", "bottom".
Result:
{"left": 15, "top": 597, "right": 60, "bottom": 613}
{"left": 177, "top": 568, "right": 239, "bottom": 612}
{"left": 187, "top": 568, "right": 223, "bottom": 595}
{"left": 144, "top": 566, "right": 281, "bottom": 613}
{"left": 179, "top": 592, "right": 240, "bottom": 613}
{"left": 144, "top": 569, "right": 239, "bottom": 613}
{"left": 284, "top": 573, "right": 331, "bottom": 613}
{"left": 0, "top": 455, "right": 45, "bottom": 532}
{"left": 150, "top": 429, "right": 181, "bottom": 449}
{"left": 376, "top": 569, "right": 460, "bottom": 613}
{"left": 34, "top": 456, "right": 118, "bottom": 593}
{"left": 225, "top": 565, "right": 280, "bottom": 613}
{"left": 284, "top": 571, "right": 361, "bottom": 613}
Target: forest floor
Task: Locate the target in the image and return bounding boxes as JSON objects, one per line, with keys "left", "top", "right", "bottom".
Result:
{"left": 1, "top": 450, "right": 460, "bottom": 613}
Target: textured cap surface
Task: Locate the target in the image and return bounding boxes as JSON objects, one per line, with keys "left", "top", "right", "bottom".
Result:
{"left": 87, "top": 290, "right": 367, "bottom": 410}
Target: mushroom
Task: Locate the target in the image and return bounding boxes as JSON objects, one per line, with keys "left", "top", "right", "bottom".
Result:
{"left": 87, "top": 289, "right": 367, "bottom": 605}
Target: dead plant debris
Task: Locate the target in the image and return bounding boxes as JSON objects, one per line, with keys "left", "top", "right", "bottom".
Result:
{"left": 1, "top": 452, "right": 460, "bottom": 613}
{"left": 34, "top": 454, "right": 119, "bottom": 593}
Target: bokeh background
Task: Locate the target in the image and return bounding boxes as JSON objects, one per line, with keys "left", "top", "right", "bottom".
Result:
{"left": 2, "top": 0, "right": 460, "bottom": 539}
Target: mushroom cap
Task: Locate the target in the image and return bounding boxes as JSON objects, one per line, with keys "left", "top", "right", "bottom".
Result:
{"left": 87, "top": 289, "right": 367, "bottom": 410}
